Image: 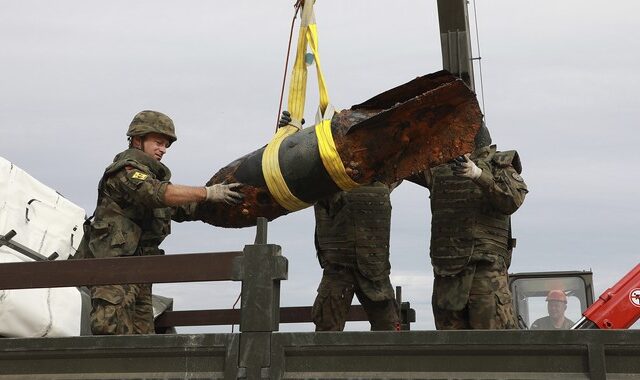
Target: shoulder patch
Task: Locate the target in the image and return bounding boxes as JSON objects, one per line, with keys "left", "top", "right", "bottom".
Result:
{"left": 131, "top": 171, "right": 149, "bottom": 181}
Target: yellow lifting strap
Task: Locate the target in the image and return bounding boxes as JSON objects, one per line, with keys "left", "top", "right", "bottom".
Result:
{"left": 287, "top": 0, "right": 331, "bottom": 121}
{"left": 261, "top": 125, "right": 311, "bottom": 211}
{"left": 315, "top": 118, "right": 359, "bottom": 191}
{"left": 262, "top": 0, "right": 357, "bottom": 211}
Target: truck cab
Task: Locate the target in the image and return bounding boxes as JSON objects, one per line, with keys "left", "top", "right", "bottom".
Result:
{"left": 509, "top": 271, "right": 595, "bottom": 329}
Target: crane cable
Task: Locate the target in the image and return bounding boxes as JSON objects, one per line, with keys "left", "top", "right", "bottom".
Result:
{"left": 471, "top": 0, "right": 487, "bottom": 121}
{"left": 275, "top": 1, "right": 303, "bottom": 132}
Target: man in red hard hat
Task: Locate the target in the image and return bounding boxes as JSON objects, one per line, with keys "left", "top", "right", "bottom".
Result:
{"left": 530, "top": 290, "right": 575, "bottom": 329}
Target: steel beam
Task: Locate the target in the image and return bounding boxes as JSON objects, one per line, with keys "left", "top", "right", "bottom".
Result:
{"left": 437, "top": 0, "right": 475, "bottom": 90}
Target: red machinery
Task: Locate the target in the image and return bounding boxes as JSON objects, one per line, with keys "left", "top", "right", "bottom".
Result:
{"left": 575, "top": 264, "right": 640, "bottom": 329}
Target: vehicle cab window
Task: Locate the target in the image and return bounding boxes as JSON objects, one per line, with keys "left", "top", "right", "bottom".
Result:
{"left": 509, "top": 272, "right": 594, "bottom": 330}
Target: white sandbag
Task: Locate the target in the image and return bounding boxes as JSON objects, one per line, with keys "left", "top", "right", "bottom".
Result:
{"left": 0, "top": 252, "right": 82, "bottom": 337}
{"left": 0, "top": 156, "right": 86, "bottom": 337}
{"left": 0, "top": 157, "right": 85, "bottom": 260}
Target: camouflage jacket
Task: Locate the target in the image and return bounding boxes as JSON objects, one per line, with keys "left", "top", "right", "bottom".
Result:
{"left": 426, "top": 145, "right": 528, "bottom": 275}
{"left": 81, "top": 148, "right": 196, "bottom": 258}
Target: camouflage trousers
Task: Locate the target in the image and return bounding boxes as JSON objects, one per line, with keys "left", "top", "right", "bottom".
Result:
{"left": 432, "top": 259, "right": 518, "bottom": 330}
{"left": 312, "top": 265, "right": 400, "bottom": 331}
{"left": 89, "top": 283, "right": 155, "bottom": 335}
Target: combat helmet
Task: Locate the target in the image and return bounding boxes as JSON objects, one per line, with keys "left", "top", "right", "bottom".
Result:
{"left": 127, "top": 110, "right": 177, "bottom": 146}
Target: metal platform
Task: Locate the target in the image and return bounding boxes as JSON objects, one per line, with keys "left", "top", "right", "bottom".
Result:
{"left": 1, "top": 219, "right": 639, "bottom": 379}
{"left": 1, "top": 330, "right": 640, "bottom": 379}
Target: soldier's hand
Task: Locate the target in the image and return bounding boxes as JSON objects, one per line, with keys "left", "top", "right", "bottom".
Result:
{"left": 278, "top": 111, "right": 292, "bottom": 128}
{"left": 278, "top": 110, "right": 304, "bottom": 128}
{"left": 205, "top": 183, "right": 244, "bottom": 205}
{"left": 452, "top": 153, "right": 482, "bottom": 179}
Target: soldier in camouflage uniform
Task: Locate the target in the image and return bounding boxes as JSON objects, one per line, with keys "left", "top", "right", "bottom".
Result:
{"left": 413, "top": 124, "right": 528, "bottom": 329}
{"left": 312, "top": 182, "right": 401, "bottom": 331}
{"left": 80, "top": 110, "right": 244, "bottom": 335}
{"left": 274, "top": 111, "right": 400, "bottom": 331}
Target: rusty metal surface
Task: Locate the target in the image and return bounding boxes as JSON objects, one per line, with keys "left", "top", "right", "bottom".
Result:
{"left": 338, "top": 70, "right": 481, "bottom": 183}
{"left": 0, "top": 251, "right": 241, "bottom": 290}
{"left": 195, "top": 71, "right": 481, "bottom": 228}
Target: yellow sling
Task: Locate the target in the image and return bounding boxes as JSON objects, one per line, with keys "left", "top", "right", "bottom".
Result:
{"left": 262, "top": 1, "right": 358, "bottom": 212}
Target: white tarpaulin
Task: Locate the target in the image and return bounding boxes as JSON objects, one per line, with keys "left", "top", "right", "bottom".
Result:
{"left": 0, "top": 156, "right": 86, "bottom": 337}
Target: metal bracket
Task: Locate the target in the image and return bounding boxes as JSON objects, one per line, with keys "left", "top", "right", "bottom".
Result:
{"left": 0, "top": 229, "right": 58, "bottom": 261}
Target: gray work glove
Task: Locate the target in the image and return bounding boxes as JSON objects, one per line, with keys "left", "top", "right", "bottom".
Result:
{"left": 205, "top": 183, "right": 244, "bottom": 205}
{"left": 452, "top": 153, "right": 482, "bottom": 179}
{"left": 278, "top": 110, "right": 304, "bottom": 128}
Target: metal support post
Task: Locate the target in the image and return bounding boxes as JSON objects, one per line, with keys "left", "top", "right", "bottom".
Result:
{"left": 232, "top": 217, "right": 288, "bottom": 379}
{"left": 396, "top": 286, "right": 416, "bottom": 331}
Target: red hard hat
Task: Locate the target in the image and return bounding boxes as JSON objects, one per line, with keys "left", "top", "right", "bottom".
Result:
{"left": 546, "top": 289, "right": 567, "bottom": 303}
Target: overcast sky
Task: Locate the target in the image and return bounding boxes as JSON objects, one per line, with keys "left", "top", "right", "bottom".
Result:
{"left": 1, "top": 1, "right": 639, "bottom": 332}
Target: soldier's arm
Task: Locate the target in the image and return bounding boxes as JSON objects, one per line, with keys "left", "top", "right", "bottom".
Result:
{"left": 105, "top": 168, "right": 165, "bottom": 208}
{"left": 163, "top": 184, "right": 206, "bottom": 206}
{"left": 114, "top": 167, "right": 205, "bottom": 209}
{"left": 473, "top": 164, "right": 528, "bottom": 215}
